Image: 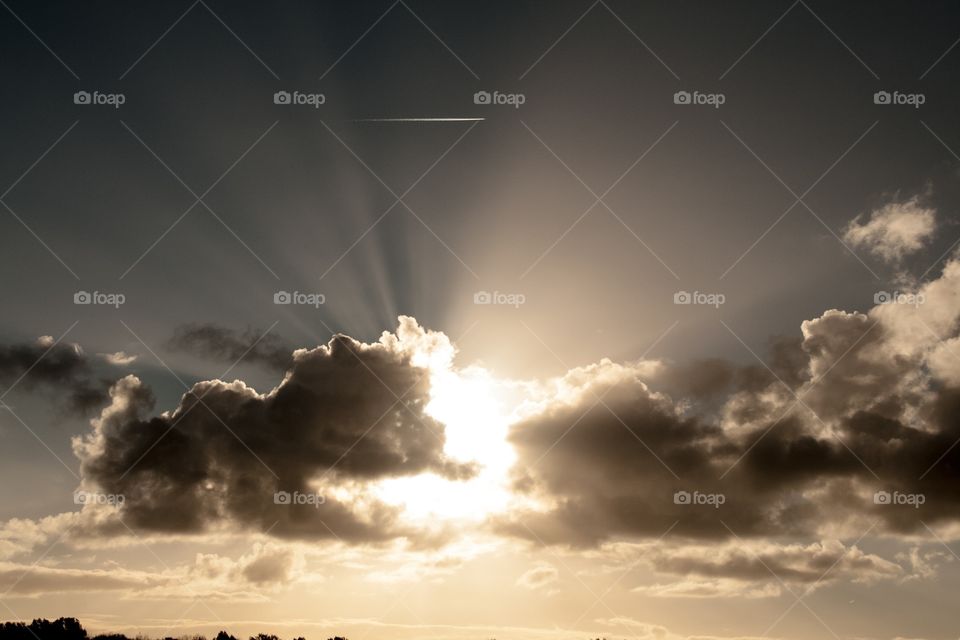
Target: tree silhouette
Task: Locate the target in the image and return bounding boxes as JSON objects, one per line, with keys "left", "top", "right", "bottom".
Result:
{"left": 0, "top": 621, "right": 307, "bottom": 640}
{"left": 0, "top": 618, "right": 87, "bottom": 640}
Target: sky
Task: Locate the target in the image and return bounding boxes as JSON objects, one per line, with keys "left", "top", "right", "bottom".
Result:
{"left": 2, "top": 2, "right": 960, "bottom": 640}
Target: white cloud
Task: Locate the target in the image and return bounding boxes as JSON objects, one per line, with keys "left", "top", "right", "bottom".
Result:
{"left": 99, "top": 351, "right": 138, "bottom": 366}
{"left": 515, "top": 562, "right": 559, "bottom": 591}
{"left": 843, "top": 196, "right": 936, "bottom": 263}
{"left": 632, "top": 578, "right": 781, "bottom": 599}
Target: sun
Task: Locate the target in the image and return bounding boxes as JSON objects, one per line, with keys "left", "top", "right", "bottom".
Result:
{"left": 425, "top": 365, "right": 516, "bottom": 472}
{"left": 373, "top": 363, "right": 518, "bottom": 521}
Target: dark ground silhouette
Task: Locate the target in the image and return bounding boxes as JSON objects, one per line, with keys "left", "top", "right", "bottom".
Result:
{"left": 0, "top": 619, "right": 346, "bottom": 640}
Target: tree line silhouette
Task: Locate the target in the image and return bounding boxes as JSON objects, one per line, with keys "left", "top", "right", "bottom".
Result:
{"left": 0, "top": 619, "right": 348, "bottom": 640}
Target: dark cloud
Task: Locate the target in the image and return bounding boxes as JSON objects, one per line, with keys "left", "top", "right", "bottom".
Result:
{"left": 37, "top": 262, "right": 960, "bottom": 554}
{"left": 167, "top": 323, "right": 293, "bottom": 372}
{"left": 654, "top": 357, "right": 734, "bottom": 401}
{"left": 496, "top": 368, "right": 798, "bottom": 545}
{"left": 74, "top": 318, "right": 475, "bottom": 544}
{"left": 627, "top": 539, "right": 904, "bottom": 598}
{"left": 239, "top": 544, "right": 297, "bottom": 586}
{"left": 0, "top": 337, "right": 111, "bottom": 414}
{"left": 657, "top": 540, "right": 899, "bottom": 583}
{"left": 496, "top": 260, "right": 960, "bottom": 546}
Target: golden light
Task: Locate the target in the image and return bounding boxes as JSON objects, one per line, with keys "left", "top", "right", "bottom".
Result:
{"left": 373, "top": 360, "right": 518, "bottom": 522}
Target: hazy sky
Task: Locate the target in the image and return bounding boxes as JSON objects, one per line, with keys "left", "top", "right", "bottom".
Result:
{"left": 3, "top": 2, "right": 960, "bottom": 640}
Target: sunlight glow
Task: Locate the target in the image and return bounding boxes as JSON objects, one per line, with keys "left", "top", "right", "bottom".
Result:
{"left": 427, "top": 366, "right": 516, "bottom": 471}
{"left": 374, "top": 359, "right": 518, "bottom": 521}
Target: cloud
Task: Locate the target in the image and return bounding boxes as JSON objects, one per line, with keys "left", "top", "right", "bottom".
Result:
{"left": 0, "top": 336, "right": 113, "bottom": 414}
{"left": 0, "top": 513, "right": 83, "bottom": 561}
{"left": 237, "top": 542, "right": 300, "bottom": 585}
{"left": 515, "top": 562, "right": 559, "bottom": 590}
{"left": 9, "top": 264, "right": 960, "bottom": 601}
{"left": 0, "top": 562, "right": 156, "bottom": 596}
{"left": 843, "top": 196, "right": 936, "bottom": 263}
{"left": 495, "top": 360, "right": 732, "bottom": 545}
{"left": 634, "top": 539, "right": 902, "bottom": 596}
{"left": 580, "top": 537, "right": 928, "bottom": 599}
{"left": 0, "top": 541, "right": 305, "bottom": 600}
{"left": 99, "top": 351, "right": 137, "bottom": 366}
{"left": 633, "top": 578, "right": 781, "bottom": 599}
{"left": 167, "top": 323, "right": 292, "bottom": 372}
{"left": 72, "top": 317, "right": 475, "bottom": 544}
{"left": 496, "top": 256, "right": 960, "bottom": 546}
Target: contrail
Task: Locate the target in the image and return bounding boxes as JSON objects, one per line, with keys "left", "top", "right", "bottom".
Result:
{"left": 346, "top": 117, "right": 485, "bottom": 122}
